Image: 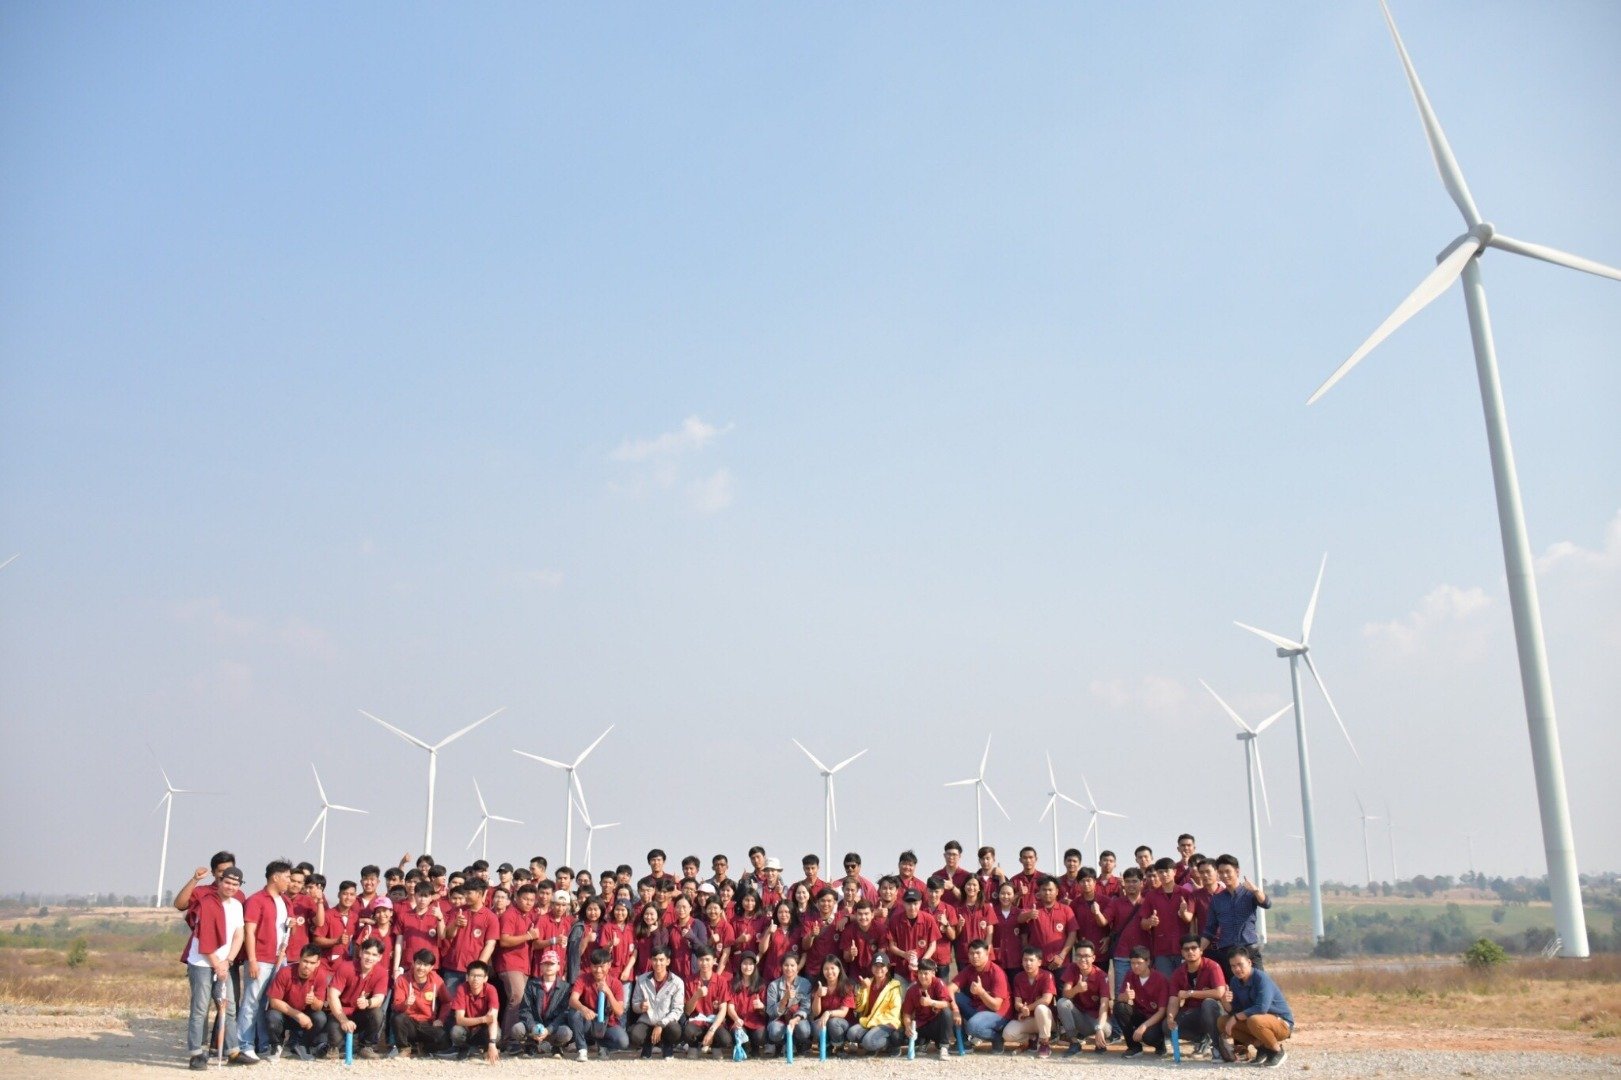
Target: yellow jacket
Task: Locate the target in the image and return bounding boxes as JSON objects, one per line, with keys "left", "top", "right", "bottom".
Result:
{"left": 854, "top": 976, "right": 905, "bottom": 1029}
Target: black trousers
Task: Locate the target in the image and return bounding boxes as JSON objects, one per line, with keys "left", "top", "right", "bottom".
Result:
{"left": 1113, "top": 1003, "right": 1165, "bottom": 1054}
{"left": 266, "top": 1008, "right": 327, "bottom": 1052}
{"left": 326, "top": 1006, "right": 383, "bottom": 1048}
{"left": 913, "top": 1012, "right": 955, "bottom": 1047}
{"left": 392, "top": 1015, "right": 446, "bottom": 1052}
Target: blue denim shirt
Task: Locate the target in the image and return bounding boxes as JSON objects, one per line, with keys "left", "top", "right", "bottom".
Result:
{"left": 1230, "top": 969, "right": 1293, "bottom": 1028}
{"left": 1202, "top": 885, "right": 1269, "bottom": 949}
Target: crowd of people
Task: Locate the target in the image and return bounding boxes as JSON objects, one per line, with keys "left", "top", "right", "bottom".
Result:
{"left": 177, "top": 834, "right": 1296, "bottom": 1069}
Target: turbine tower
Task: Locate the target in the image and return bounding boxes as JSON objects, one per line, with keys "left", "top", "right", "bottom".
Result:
{"left": 1385, "top": 799, "right": 1400, "bottom": 885}
{"left": 1201, "top": 681, "right": 1290, "bottom": 943}
{"left": 151, "top": 759, "right": 205, "bottom": 908}
{"left": 570, "top": 780, "right": 620, "bottom": 872}
{"left": 1075, "top": 774, "right": 1126, "bottom": 869}
{"left": 513, "top": 726, "right": 613, "bottom": 868}
{"left": 466, "top": 779, "right": 523, "bottom": 863}
{"left": 1355, "top": 794, "right": 1380, "bottom": 888}
{"left": 792, "top": 740, "right": 867, "bottom": 874}
{"left": 1038, "top": 754, "right": 1087, "bottom": 872}
{"left": 943, "top": 735, "right": 1011, "bottom": 850}
{"left": 304, "top": 764, "right": 367, "bottom": 874}
{"left": 1305, "top": 0, "right": 1614, "bottom": 958}
{"left": 1235, "top": 553, "right": 1358, "bottom": 943}
{"left": 360, "top": 706, "right": 505, "bottom": 857}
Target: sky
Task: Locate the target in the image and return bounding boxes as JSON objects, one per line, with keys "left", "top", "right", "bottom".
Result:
{"left": 1, "top": 2, "right": 1618, "bottom": 899}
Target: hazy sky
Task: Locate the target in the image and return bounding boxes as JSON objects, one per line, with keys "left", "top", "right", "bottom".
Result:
{"left": 2, "top": 2, "right": 1618, "bottom": 898}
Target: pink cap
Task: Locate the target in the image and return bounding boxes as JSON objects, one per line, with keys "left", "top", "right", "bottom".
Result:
{"left": 540, "top": 949, "right": 561, "bottom": 965}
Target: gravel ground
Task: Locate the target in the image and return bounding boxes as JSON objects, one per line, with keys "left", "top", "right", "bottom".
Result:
{"left": 0, "top": 1013, "right": 1616, "bottom": 1080}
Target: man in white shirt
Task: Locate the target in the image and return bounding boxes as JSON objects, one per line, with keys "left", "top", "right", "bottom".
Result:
{"left": 184, "top": 866, "right": 251, "bottom": 1069}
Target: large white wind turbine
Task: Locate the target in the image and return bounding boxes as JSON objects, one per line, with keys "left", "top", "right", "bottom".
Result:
{"left": 1305, "top": 0, "right": 1614, "bottom": 957}
{"left": 304, "top": 764, "right": 367, "bottom": 874}
{"left": 792, "top": 739, "right": 867, "bottom": 874}
{"left": 1075, "top": 774, "right": 1126, "bottom": 869}
{"left": 466, "top": 779, "right": 523, "bottom": 863}
{"left": 360, "top": 707, "right": 505, "bottom": 857}
{"left": 1355, "top": 795, "right": 1380, "bottom": 888}
{"left": 943, "top": 735, "right": 1011, "bottom": 850}
{"left": 570, "top": 781, "right": 619, "bottom": 873}
{"left": 152, "top": 760, "right": 206, "bottom": 908}
{"left": 1038, "top": 754, "right": 1087, "bottom": 872}
{"left": 1201, "top": 681, "right": 1291, "bottom": 943}
{"left": 1235, "top": 553, "right": 1358, "bottom": 943}
{"left": 513, "top": 726, "right": 613, "bottom": 868}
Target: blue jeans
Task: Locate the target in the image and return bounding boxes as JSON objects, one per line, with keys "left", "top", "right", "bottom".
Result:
{"left": 767, "top": 1018, "right": 811, "bottom": 1049}
{"left": 187, "top": 965, "right": 240, "bottom": 1058}
{"left": 845, "top": 1023, "right": 897, "bottom": 1053}
{"left": 1152, "top": 955, "right": 1178, "bottom": 979}
{"left": 238, "top": 962, "right": 278, "bottom": 1053}
{"left": 953, "top": 991, "right": 1008, "bottom": 1043}
{"left": 564, "top": 1012, "right": 629, "bottom": 1052}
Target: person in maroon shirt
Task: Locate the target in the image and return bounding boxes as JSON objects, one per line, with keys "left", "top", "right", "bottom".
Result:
{"left": 1055, "top": 849, "right": 1086, "bottom": 906}
{"left": 567, "top": 948, "right": 631, "bottom": 1059}
{"left": 1070, "top": 868, "right": 1111, "bottom": 958}
{"left": 683, "top": 947, "right": 733, "bottom": 1053}
{"left": 839, "top": 853, "right": 879, "bottom": 905}
{"left": 449, "top": 960, "right": 502, "bottom": 1063}
{"left": 325, "top": 938, "right": 389, "bottom": 1057}
{"left": 724, "top": 952, "right": 768, "bottom": 1057}
{"left": 952, "top": 877, "right": 996, "bottom": 974}
{"left": 1017, "top": 877, "right": 1076, "bottom": 973}
{"left": 1003, "top": 947, "right": 1057, "bottom": 1057}
{"left": 1055, "top": 941, "right": 1112, "bottom": 1056}
{"left": 1173, "top": 834, "right": 1200, "bottom": 886}
{"left": 835, "top": 901, "right": 883, "bottom": 981}
{"left": 494, "top": 885, "right": 542, "bottom": 1038}
{"left": 393, "top": 882, "right": 446, "bottom": 981}
{"left": 988, "top": 882, "right": 1025, "bottom": 980}
{"left": 797, "top": 855, "right": 825, "bottom": 896}
{"left": 810, "top": 956, "right": 856, "bottom": 1048}
{"left": 284, "top": 870, "right": 322, "bottom": 964}
{"left": 974, "top": 846, "right": 1007, "bottom": 900}
{"left": 701, "top": 898, "right": 736, "bottom": 974}
{"left": 1166, "top": 935, "right": 1232, "bottom": 1061}
{"left": 1008, "top": 848, "right": 1042, "bottom": 909}
{"left": 312, "top": 880, "right": 360, "bottom": 969}
{"left": 885, "top": 890, "right": 939, "bottom": 985}
{"left": 801, "top": 890, "right": 841, "bottom": 979}
{"left": 266, "top": 945, "right": 329, "bottom": 1061}
{"left": 444, "top": 883, "right": 499, "bottom": 1000}
{"left": 1141, "top": 860, "right": 1185, "bottom": 977}
{"left": 757, "top": 901, "right": 797, "bottom": 984}
{"left": 1105, "top": 868, "right": 1149, "bottom": 998}
{"left": 950, "top": 940, "right": 1010, "bottom": 1045}
{"left": 932, "top": 842, "right": 971, "bottom": 903}
{"left": 1095, "top": 852, "right": 1123, "bottom": 899}
{"left": 894, "top": 851, "right": 924, "bottom": 902}
{"left": 1114, "top": 947, "right": 1170, "bottom": 1057}
{"left": 901, "top": 959, "right": 956, "bottom": 1059}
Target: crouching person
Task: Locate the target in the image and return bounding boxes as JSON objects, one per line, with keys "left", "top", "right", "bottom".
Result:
{"left": 765, "top": 952, "right": 812, "bottom": 1056}
{"left": 265, "top": 946, "right": 329, "bottom": 1061}
{"left": 631, "top": 946, "right": 685, "bottom": 1059}
{"left": 901, "top": 959, "right": 957, "bottom": 1060}
{"left": 1113, "top": 946, "right": 1170, "bottom": 1057}
{"left": 1055, "top": 941, "right": 1111, "bottom": 1056}
{"left": 952, "top": 940, "right": 1011, "bottom": 1049}
{"left": 846, "top": 952, "right": 904, "bottom": 1055}
{"left": 448, "top": 960, "right": 501, "bottom": 1062}
{"left": 1168, "top": 935, "right": 1232, "bottom": 1061}
{"left": 684, "top": 947, "right": 734, "bottom": 1055}
{"left": 1221, "top": 946, "right": 1293, "bottom": 1067}
{"left": 516, "top": 948, "right": 575, "bottom": 1056}
{"left": 325, "top": 938, "right": 388, "bottom": 1059}
{"left": 1002, "top": 947, "right": 1056, "bottom": 1057}
{"left": 391, "top": 948, "right": 447, "bottom": 1057}
{"left": 568, "top": 947, "right": 631, "bottom": 1060}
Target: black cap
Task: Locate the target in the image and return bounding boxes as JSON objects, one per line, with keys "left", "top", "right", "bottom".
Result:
{"left": 903, "top": 888, "right": 922, "bottom": 902}
{"left": 220, "top": 867, "right": 245, "bottom": 882}
{"left": 871, "top": 952, "right": 891, "bottom": 966}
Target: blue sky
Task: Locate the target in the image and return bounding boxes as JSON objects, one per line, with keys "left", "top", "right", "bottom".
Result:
{"left": 2, "top": 2, "right": 1618, "bottom": 895}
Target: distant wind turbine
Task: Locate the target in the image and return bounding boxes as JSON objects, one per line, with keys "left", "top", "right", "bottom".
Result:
{"left": 1075, "top": 774, "right": 1126, "bottom": 869}
{"left": 1304, "top": 0, "right": 1612, "bottom": 959}
{"left": 513, "top": 726, "right": 613, "bottom": 867}
{"left": 467, "top": 779, "right": 523, "bottom": 863}
{"left": 0, "top": 554, "right": 18, "bottom": 572}
{"left": 360, "top": 707, "right": 505, "bottom": 856}
{"left": 1038, "top": 754, "right": 1087, "bottom": 873}
{"left": 1355, "top": 794, "right": 1380, "bottom": 887}
{"left": 1236, "top": 553, "right": 1358, "bottom": 943}
{"left": 1386, "top": 799, "right": 1400, "bottom": 885}
{"left": 1201, "top": 681, "right": 1291, "bottom": 943}
{"left": 151, "top": 758, "right": 206, "bottom": 908}
{"left": 792, "top": 740, "right": 867, "bottom": 874}
{"left": 944, "top": 736, "right": 1011, "bottom": 850}
{"left": 570, "top": 780, "right": 619, "bottom": 872}
{"left": 304, "top": 764, "right": 367, "bottom": 874}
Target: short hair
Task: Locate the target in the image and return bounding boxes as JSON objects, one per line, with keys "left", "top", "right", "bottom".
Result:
{"left": 210, "top": 851, "right": 236, "bottom": 872}
{"left": 360, "top": 865, "right": 380, "bottom": 879}
{"left": 977, "top": 846, "right": 996, "bottom": 860}
{"left": 265, "top": 860, "right": 292, "bottom": 879}
{"left": 1100, "top": 850, "right": 1116, "bottom": 861}
{"left": 1079, "top": 867, "right": 1097, "bottom": 881}
{"left": 1121, "top": 868, "right": 1142, "bottom": 882}
{"left": 802, "top": 854, "right": 819, "bottom": 867}
{"left": 467, "top": 960, "right": 491, "bottom": 976}
{"left": 430, "top": 864, "right": 447, "bottom": 878}
{"left": 1230, "top": 945, "right": 1255, "bottom": 963}
{"left": 1036, "top": 875, "right": 1057, "bottom": 889}
{"left": 967, "top": 939, "right": 989, "bottom": 952}
{"left": 943, "top": 841, "right": 962, "bottom": 855}
{"left": 513, "top": 868, "right": 533, "bottom": 883}
{"left": 682, "top": 855, "right": 701, "bottom": 870}
{"left": 306, "top": 873, "right": 326, "bottom": 889}
{"left": 647, "top": 849, "right": 666, "bottom": 863}
{"left": 691, "top": 945, "right": 714, "bottom": 960}
{"left": 338, "top": 880, "right": 357, "bottom": 893}
{"left": 412, "top": 948, "right": 437, "bottom": 965}
{"left": 649, "top": 945, "right": 672, "bottom": 960}
{"left": 1075, "top": 940, "right": 1096, "bottom": 953}
{"left": 384, "top": 868, "right": 404, "bottom": 882}
{"left": 589, "top": 947, "right": 611, "bottom": 966}
{"left": 748, "top": 846, "right": 766, "bottom": 858}
{"left": 898, "top": 850, "right": 917, "bottom": 866}
{"left": 359, "top": 939, "right": 383, "bottom": 955}
{"left": 1134, "top": 846, "right": 1153, "bottom": 858}
{"left": 1214, "top": 854, "right": 1241, "bottom": 871}
{"left": 516, "top": 884, "right": 538, "bottom": 898}
{"left": 1022, "top": 946, "right": 1041, "bottom": 959}
{"left": 294, "top": 861, "right": 315, "bottom": 875}
{"left": 1178, "top": 833, "right": 1196, "bottom": 845}
{"left": 926, "top": 876, "right": 946, "bottom": 891}
{"left": 853, "top": 900, "right": 873, "bottom": 913}
{"left": 1130, "top": 946, "right": 1152, "bottom": 962}
{"left": 1153, "top": 857, "right": 1177, "bottom": 873}
{"left": 616, "top": 864, "right": 634, "bottom": 877}
{"left": 299, "top": 944, "right": 322, "bottom": 960}
{"left": 1018, "top": 846, "right": 1038, "bottom": 858}
{"left": 918, "top": 958, "right": 939, "bottom": 972}
{"left": 842, "top": 852, "right": 861, "bottom": 867}
{"left": 1180, "top": 934, "right": 1202, "bottom": 949}
{"left": 1063, "top": 848, "right": 1083, "bottom": 862}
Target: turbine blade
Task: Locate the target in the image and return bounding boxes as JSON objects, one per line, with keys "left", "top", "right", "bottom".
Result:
{"left": 152, "top": 793, "right": 170, "bottom": 815}
{"left": 330, "top": 805, "right": 368, "bottom": 815}
{"left": 513, "top": 749, "right": 569, "bottom": 770}
{"left": 1058, "top": 793, "right": 1087, "bottom": 811}
{"left": 1303, "top": 653, "right": 1361, "bottom": 763}
{"left": 1302, "top": 553, "right": 1327, "bottom": 645}
{"left": 791, "top": 738, "right": 830, "bottom": 774}
{"left": 1098, "top": 809, "right": 1127, "bottom": 820}
{"left": 0, "top": 554, "right": 17, "bottom": 571}
{"left": 489, "top": 814, "right": 523, "bottom": 825}
{"left": 1039, "top": 795, "right": 1055, "bottom": 822}
{"left": 1378, "top": 0, "right": 1481, "bottom": 226}
{"left": 1080, "top": 774, "right": 1098, "bottom": 811}
{"left": 160, "top": 765, "right": 176, "bottom": 792}
{"left": 829, "top": 748, "right": 867, "bottom": 774}
{"left": 1045, "top": 752, "right": 1058, "bottom": 792}
{"left": 359, "top": 709, "right": 431, "bottom": 751}
{"left": 473, "top": 778, "right": 489, "bottom": 816}
{"left": 435, "top": 707, "right": 505, "bottom": 750}
{"left": 829, "top": 779, "right": 839, "bottom": 833}
{"left": 1355, "top": 792, "right": 1366, "bottom": 816}
{"left": 570, "top": 789, "right": 592, "bottom": 829}
{"left": 467, "top": 820, "right": 486, "bottom": 851}
{"left": 1254, "top": 704, "right": 1293, "bottom": 735}
{"left": 1307, "top": 237, "right": 1480, "bottom": 405}
{"left": 571, "top": 725, "right": 615, "bottom": 768}
{"left": 1233, "top": 621, "right": 1305, "bottom": 653}
{"left": 1487, "top": 233, "right": 1621, "bottom": 282}
{"left": 1253, "top": 743, "right": 1273, "bottom": 826}
{"left": 1080, "top": 814, "right": 1097, "bottom": 845}
{"left": 304, "top": 809, "right": 325, "bottom": 843}
{"left": 981, "top": 780, "right": 1012, "bottom": 821}
{"left": 1199, "top": 679, "right": 1254, "bottom": 734}
{"left": 311, "top": 763, "right": 328, "bottom": 805}
{"left": 943, "top": 778, "right": 978, "bottom": 788}
{"left": 596, "top": 822, "right": 620, "bottom": 831}
{"left": 571, "top": 771, "right": 591, "bottom": 823}
{"left": 978, "top": 735, "right": 992, "bottom": 779}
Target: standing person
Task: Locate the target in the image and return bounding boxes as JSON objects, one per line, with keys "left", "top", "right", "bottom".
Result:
{"left": 1105, "top": 868, "right": 1149, "bottom": 997}
{"left": 885, "top": 888, "right": 940, "bottom": 986}
{"left": 1095, "top": 851, "right": 1122, "bottom": 899}
{"left": 1142, "top": 859, "right": 1183, "bottom": 978}
{"left": 324, "top": 938, "right": 388, "bottom": 1059}
{"left": 1133, "top": 846, "right": 1154, "bottom": 875}
{"left": 1055, "top": 941, "right": 1112, "bottom": 1056}
{"left": 1055, "top": 849, "right": 1086, "bottom": 906}
{"left": 1114, "top": 946, "right": 1170, "bottom": 1058}
{"left": 1008, "top": 848, "right": 1042, "bottom": 908}
{"left": 840, "top": 853, "right": 878, "bottom": 905}
{"left": 739, "top": 846, "right": 769, "bottom": 896}
{"left": 757, "top": 901, "right": 797, "bottom": 984}
{"left": 845, "top": 952, "right": 903, "bottom": 1055}
{"left": 567, "top": 896, "right": 606, "bottom": 986}
{"left": 725, "top": 952, "right": 769, "bottom": 1056}
{"left": 534, "top": 891, "right": 575, "bottom": 984}
{"left": 311, "top": 880, "right": 359, "bottom": 969}
{"left": 182, "top": 865, "right": 247, "bottom": 1070}
{"left": 951, "top": 940, "right": 1010, "bottom": 1049}
{"left": 356, "top": 898, "right": 395, "bottom": 970}
{"left": 988, "top": 882, "right": 1024, "bottom": 984}
{"left": 1202, "top": 855, "right": 1271, "bottom": 978}
{"left": 952, "top": 877, "right": 995, "bottom": 975}
{"left": 237, "top": 860, "right": 292, "bottom": 1060}
{"left": 567, "top": 947, "right": 631, "bottom": 1060}
{"left": 894, "top": 851, "right": 924, "bottom": 901}
{"left": 933, "top": 842, "right": 970, "bottom": 902}
{"left": 392, "top": 948, "right": 448, "bottom": 1058}
{"left": 448, "top": 960, "right": 502, "bottom": 1063}
{"left": 174, "top": 851, "right": 236, "bottom": 926}
{"left": 1221, "top": 946, "right": 1293, "bottom": 1067}
{"left": 701, "top": 897, "right": 735, "bottom": 973}
{"left": 1001, "top": 947, "right": 1056, "bottom": 1058}
{"left": 639, "top": 849, "right": 678, "bottom": 891}
{"left": 599, "top": 900, "right": 637, "bottom": 994}
{"left": 707, "top": 854, "right": 733, "bottom": 893}
{"left": 284, "top": 870, "right": 320, "bottom": 966}
{"left": 667, "top": 895, "right": 709, "bottom": 981}
{"left": 442, "top": 882, "right": 498, "bottom": 1000}
{"left": 835, "top": 900, "right": 883, "bottom": 981}
{"left": 630, "top": 946, "right": 685, "bottom": 1059}
{"left": 393, "top": 882, "right": 445, "bottom": 981}
{"left": 1167, "top": 935, "right": 1232, "bottom": 1062}
{"left": 764, "top": 952, "right": 812, "bottom": 1056}
{"left": 901, "top": 959, "right": 957, "bottom": 1060}
{"left": 264, "top": 945, "right": 329, "bottom": 1061}
{"left": 758, "top": 857, "right": 785, "bottom": 907}
{"left": 1173, "top": 834, "right": 1200, "bottom": 885}
{"left": 493, "top": 884, "right": 541, "bottom": 1039}
{"left": 974, "top": 846, "right": 1007, "bottom": 899}
{"left": 800, "top": 889, "right": 840, "bottom": 979}
{"left": 798, "top": 855, "right": 825, "bottom": 895}
{"left": 1072, "top": 868, "right": 1111, "bottom": 956}
{"left": 682, "top": 946, "right": 732, "bottom": 1055}
{"left": 810, "top": 956, "right": 856, "bottom": 1050}
{"left": 1017, "top": 877, "right": 1076, "bottom": 977}
{"left": 921, "top": 878, "right": 958, "bottom": 975}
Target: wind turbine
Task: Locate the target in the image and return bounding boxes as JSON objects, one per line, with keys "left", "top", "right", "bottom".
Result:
{"left": 1235, "top": 553, "right": 1358, "bottom": 943}
{"left": 1304, "top": 0, "right": 1613, "bottom": 958}
{"left": 570, "top": 780, "right": 619, "bottom": 872}
{"left": 513, "top": 726, "right": 613, "bottom": 868}
{"left": 1464, "top": 831, "right": 1476, "bottom": 879}
{"left": 1075, "top": 774, "right": 1126, "bottom": 869}
{"left": 304, "top": 764, "right": 367, "bottom": 874}
{"left": 359, "top": 707, "right": 505, "bottom": 857}
{"left": 1385, "top": 799, "right": 1400, "bottom": 885}
{"left": 943, "top": 735, "right": 1011, "bottom": 850}
{"left": 0, "top": 554, "right": 17, "bottom": 571}
{"left": 1201, "top": 681, "right": 1291, "bottom": 943}
{"left": 151, "top": 760, "right": 205, "bottom": 908}
{"left": 1037, "top": 754, "right": 1087, "bottom": 872}
{"left": 791, "top": 740, "right": 867, "bottom": 874}
{"left": 1355, "top": 795, "right": 1380, "bottom": 888}
{"left": 466, "top": 779, "right": 523, "bottom": 863}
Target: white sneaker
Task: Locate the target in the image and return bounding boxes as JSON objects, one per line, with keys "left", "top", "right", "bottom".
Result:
{"left": 938, "top": 1045, "right": 950, "bottom": 1060}
{"left": 576, "top": 1048, "right": 588, "bottom": 1062}
{"left": 237, "top": 1048, "right": 260, "bottom": 1063}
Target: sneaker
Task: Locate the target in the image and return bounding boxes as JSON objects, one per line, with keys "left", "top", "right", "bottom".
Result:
{"left": 1124, "top": 1046, "right": 1143, "bottom": 1058}
{"left": 268, "top": 1046, "right": 283, "bottom": 1062}
{"left": 1037, "top": 1042, "right": 1052, "bottom": 1059}
{"left": 1064, "top": 1042, "right": 1083, "bottom": 1057}
{"left": 1251, "top": 1048, "right": 1274, "bottom": 1066}
{"left": 188, "top": 1056, "right": 207, "bottom": 1071}
{"left": 236, "top": 1048, "right": 260, "bottom": 1064}
{"left": 226, "top": 1052, "right": 257, "bottom": 1067}
{"left": 598, "top": 1046, "right": 610, "bottom": 1061}
{"left": 1266, "top": 1048, "right": 1288, "bottom": 1068}
{"left": 938, "top": 1045, "right": 950, "bottom": 1061}
{"left": 385, "top": 1045, "right": 400, "bottom": 1058}
{"left": 357, "top": 1046, "right": 379, "bottom": 1060}
{"left": 291, "top": 1045, "right": 313, "bottom": 1062}
{"left": 577, "top": 1048, "right": 589, "bottom": 1062}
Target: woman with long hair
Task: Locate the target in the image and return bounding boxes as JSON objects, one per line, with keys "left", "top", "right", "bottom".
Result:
{"left": 725, "top": 951, "right": 768, "bottom": 1057}
{"left": 632, "top": 898, "right": 672, "bottom": 980}
{"left": 811, "top": 956, "right": 857, "bottom": 1049}
{"left": 758, "top": 901, "right": 797, "bottom": 984}
{"left": 730, "top": 890, "right": 766, "bottom": 976}
{"left": 954, "top": 875, "right": 995, "bottom": 976}
{"left": 567, "top": 896, "right": 605, "bottom": 986}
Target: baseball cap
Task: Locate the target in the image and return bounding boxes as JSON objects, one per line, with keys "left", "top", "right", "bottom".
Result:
{"left": 903, "top": 888, "right": 922, "bottom": 902}
{"left": 540, "top": 949, "right": 560, "bottom": 965}
{"left": 871, "top": 952, "right": 891, "bottom": 967}
{"left": 371, "top": 896, "right": 393, "bottom": 910}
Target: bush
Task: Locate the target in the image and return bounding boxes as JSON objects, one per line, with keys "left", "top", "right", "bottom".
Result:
{"left": 65, "top": 938, "right": 89, "bottom": 968}
{"left": 1313, "top": 937, "right": 1345, "bottom": 959}
{"left": 1491, "top": 906, "right": 1507, "bottom": 924}
{"left": 1464, "top": 937, "right": 1509, "bottom": 970}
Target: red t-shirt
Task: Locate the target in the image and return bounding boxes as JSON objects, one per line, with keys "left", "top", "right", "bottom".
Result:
{"left": 1009, "top": 871, "right": 1042, "bottom": 909}
{"left": 1012, "top": 969, "right": 1057, "bottom": 1010}
{"left": 394, "top": 971, "right": 446, "bottom": 1023}
{"left": 1069, "top": 894, "right": 1110, "bottom": 951}
{"left": 813, "top": 981, "right": 856, "bottom": 1017}
{"left": 570, "top": 974, "right": 625, "bottom": 1026}
{"left": 286, "top": 894, "right": 322, "bottom": 958}
{"left": 1022, "top": 901, "right": 1076, "bottom": 966}
{"left": 269, "top": 965, "right": 328, "bottom": 1013}
{"left": 1122, "top": 968, "right": 1171, "bottom": 1016}
{"left": 902, "top": 979, "right": 951, "bottom": 1023}
{"left": 921, "top": 900, "right": 957, "bottom": 966}
{"left": 241, "top": 889, "right": 287, "bottom": 969}
{"left": 729, "top": 978, "right": 767, "bottom": 1029}
{"left": 450, "top": 981, "right": 501, "bottom": 1020}
{"left": 932, "top": 866, "right": 971, "bottom": 899}
{"left": 1106, "top": 896, "right": 1149, "bottom": 959}
{"left": 1095, "top": 875, "right": 1122, "bottom": 899}
{"left": 988, "top": 906, "right": 1025, "bottom": 971}
{"left": 685, "top": 971, "right": 730, "bottom": 1020}
{"left": 1059, "top": 962, "right": 1110, "bottom": 1013}
{"left": 1142, "top": 889, "right": 1183, "bottom": 959}
{"left": 953, "top": 903, "right": 998, "bottom": 970}
{"left": 394, "top": 906, "right": 443, "bottom": 969}
{"left": 833, "top": 920, "right": 883, "bottom": 980}
{"left": 318, "top": 905, "right": 360, "bottom": 966}
{"left": 757, "top": 924, "right": 796, "bottom": 983}
{"left": 884, "top": 910, "right": 940, "bottom": 980}
{"left": 445, "top": 908, "right": 499, "bottom": 973}
{"left": 327, "top": 959, "right": 389, "bottom": 1014}
{"left": 494, "top": 907, "right": 538, "bottom": 974}
{"left": 1169, "top": 957, "right": 1226, "bottom": 996}
{"left": 728, "top": 913, "right": 767, "bottom": 971}
{"left": 952, "top": 962, "right": 1011, "bottom": 1018}
{"left": 597, "top": 922, "right": 636, "bottom": 974}
{"left": 800, "top": 913, "right": 840, "bottom": 973}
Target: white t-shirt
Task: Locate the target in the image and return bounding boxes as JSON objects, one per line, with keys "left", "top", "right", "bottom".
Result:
{"left": 188, "top": 896, "right": 245, "bottom": 967}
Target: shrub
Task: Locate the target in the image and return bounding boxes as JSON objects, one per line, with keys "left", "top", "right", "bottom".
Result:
{"left": 1313, "top": 937, "right": 1345, "bottom": 960}
{"left": 1464, "top": 937, "right": 1509, "bottom": 970}
{"left": 65, "top": 938, "right": 89, "bottom": 968}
